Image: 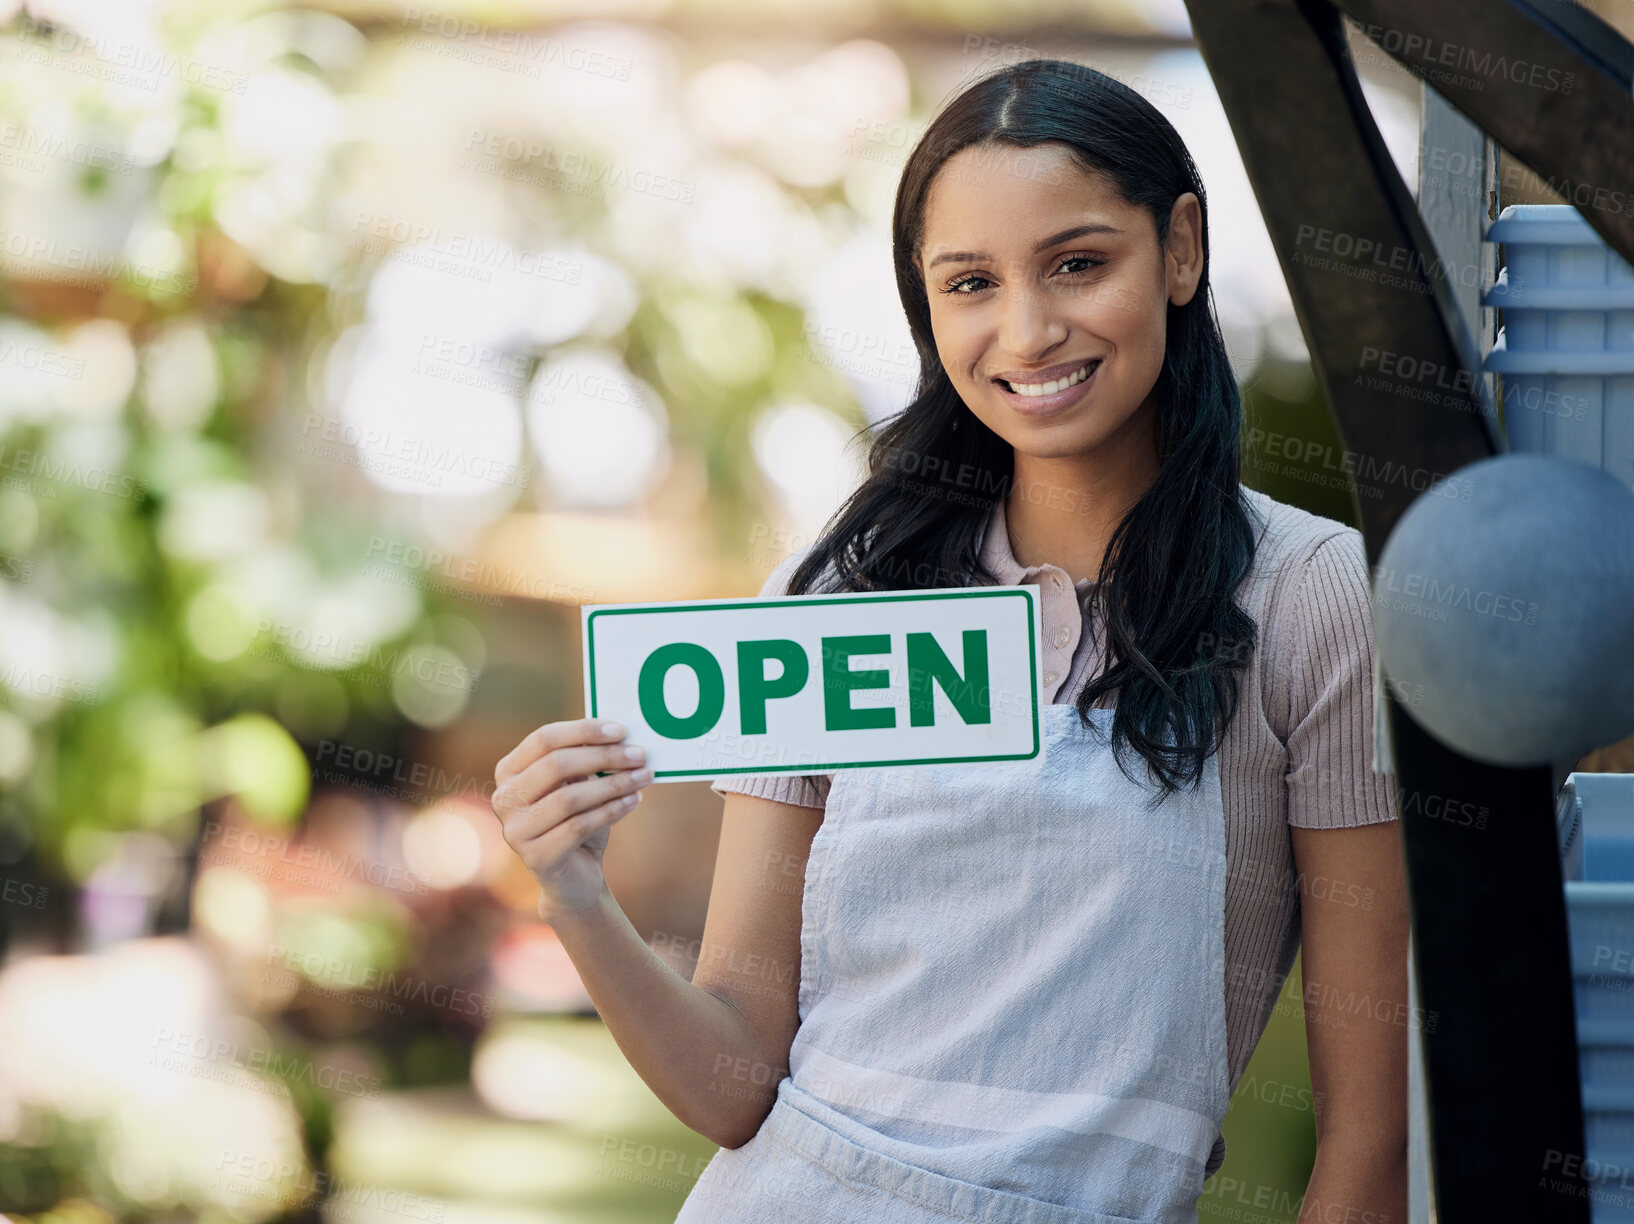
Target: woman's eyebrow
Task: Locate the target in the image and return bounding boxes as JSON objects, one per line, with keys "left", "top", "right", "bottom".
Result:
{"left": 925, "top": 223, "right": 1123, "bottom": 271}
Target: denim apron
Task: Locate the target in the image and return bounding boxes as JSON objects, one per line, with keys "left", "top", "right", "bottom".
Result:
{"left": 675, "top": 701, "right": 1231, "bottom": 1224}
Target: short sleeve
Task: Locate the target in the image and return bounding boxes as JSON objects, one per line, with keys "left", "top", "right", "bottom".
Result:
{"left": 708, "top": 547, "right": 833, "bottom": 811}
{"left": 1283, "top": 530, "right": 1399, "bottom": 829}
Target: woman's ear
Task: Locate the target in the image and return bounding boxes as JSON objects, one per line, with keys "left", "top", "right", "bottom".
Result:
{"left": 1164, "top": 192, "right": 1204, "bottom": 307}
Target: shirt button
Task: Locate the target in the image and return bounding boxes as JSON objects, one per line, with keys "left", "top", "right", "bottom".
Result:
{"left": 1044, "top": 670, "right": 1058, "bottom": 685}
{"left": 1054, "top": 627, "right": 1070, "bottom": 647}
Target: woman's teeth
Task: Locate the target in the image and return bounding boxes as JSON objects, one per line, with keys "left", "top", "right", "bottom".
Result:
{"left": 1002, "top": 360, "right": 1098, "bottom": 397}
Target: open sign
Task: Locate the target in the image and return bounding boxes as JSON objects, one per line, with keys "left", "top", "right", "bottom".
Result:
{"left": 581, "top": 586, "right": 1043, "bottom": 780}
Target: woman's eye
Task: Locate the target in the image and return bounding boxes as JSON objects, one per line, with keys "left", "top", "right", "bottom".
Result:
{"left": 938, "top": 256, "right": 1105, "bottom": 297}
{"left": 1057, "top": 254, "right": 1107, "bottom": 275}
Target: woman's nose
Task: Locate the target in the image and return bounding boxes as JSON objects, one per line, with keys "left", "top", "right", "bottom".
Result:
{"left": 997, "top": 280, "right": 1068, "bottom": 358}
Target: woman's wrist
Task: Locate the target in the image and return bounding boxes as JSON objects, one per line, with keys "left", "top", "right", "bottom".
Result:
{"left": 537, "top": 879, "right": 617, "bottom": 931}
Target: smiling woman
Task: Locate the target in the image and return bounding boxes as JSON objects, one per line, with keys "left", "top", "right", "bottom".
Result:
{"left": 689, "top": 58, "right": 1407, "bottom": 1220}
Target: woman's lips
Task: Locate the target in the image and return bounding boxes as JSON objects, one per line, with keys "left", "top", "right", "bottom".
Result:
{"left": 992, "top": 358, "right": 1101, "bottom": 416}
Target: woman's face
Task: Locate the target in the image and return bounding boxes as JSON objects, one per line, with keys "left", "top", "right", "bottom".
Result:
{"left": 916, "top": 140, "right": 1203, "bottom": 464}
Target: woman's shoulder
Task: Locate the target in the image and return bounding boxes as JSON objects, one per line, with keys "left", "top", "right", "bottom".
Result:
{"left": 1236, "top": 488, "right": 1380, "bottom": 741}
{"left": 754, "top": 542, "right": 842, "bottom": 599}
{"left": 1235, "top": 486, "right": 1378, "bottom": 696}
{"left": 1238, "top": 485, "right": 1368, "bottom": 599}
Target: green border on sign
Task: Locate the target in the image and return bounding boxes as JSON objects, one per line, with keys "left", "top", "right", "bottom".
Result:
{"left": 585, "top": 588, "right": 1040, "bottom": 778}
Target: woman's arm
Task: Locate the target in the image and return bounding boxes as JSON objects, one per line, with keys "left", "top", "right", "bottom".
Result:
{"left": 548, "top": 789, "right": 821, "bottom": 1149}
{"left": 1290, "top": 819, "right": 1411, "bottom": 1223}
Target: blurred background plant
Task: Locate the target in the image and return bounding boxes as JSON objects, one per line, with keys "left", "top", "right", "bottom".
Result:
{"left": 0, "top": 0, "right": 1618, "bottom": 1220}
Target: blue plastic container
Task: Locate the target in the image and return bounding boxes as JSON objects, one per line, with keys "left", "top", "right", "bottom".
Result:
{"left": 1559, "top": 774, "right": 1634, "bottom": 1204}
{"left": 1561, "top": 774, "right": 1634, "bottom": 883}
{"left": 1483, "top": 204, "right": 1634, "bottom": 500}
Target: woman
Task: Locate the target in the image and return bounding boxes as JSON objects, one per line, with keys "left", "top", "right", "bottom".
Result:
{"left": 492, "top": 59, "right": 1409, "bottom": 1224}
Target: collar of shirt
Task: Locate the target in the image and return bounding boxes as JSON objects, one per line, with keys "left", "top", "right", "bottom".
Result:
{"left": 974, "top": 498, "right": 1102, "bottom": 700}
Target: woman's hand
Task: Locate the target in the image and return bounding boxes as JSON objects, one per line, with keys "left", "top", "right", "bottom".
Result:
{"left": 491, "top": 717, "right": 654, "bottom": 921}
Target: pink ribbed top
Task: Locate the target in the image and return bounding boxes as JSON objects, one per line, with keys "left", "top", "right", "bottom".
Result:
{"left": 710, "top": 484, "right": 1400, "bottom": 1175}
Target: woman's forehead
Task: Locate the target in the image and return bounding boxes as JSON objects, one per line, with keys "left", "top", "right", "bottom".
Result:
{"left": 918, "top": 156, "right": 1137, "bottom": 260}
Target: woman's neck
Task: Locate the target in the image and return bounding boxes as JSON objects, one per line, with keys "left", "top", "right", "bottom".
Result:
{"left": 1004, "top": 410, "right": 1163, "bottom": 585}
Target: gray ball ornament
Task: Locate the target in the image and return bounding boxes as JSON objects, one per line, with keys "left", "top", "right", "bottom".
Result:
{"left": 1371, "top": 453, "right": 1634, "bottom": 768}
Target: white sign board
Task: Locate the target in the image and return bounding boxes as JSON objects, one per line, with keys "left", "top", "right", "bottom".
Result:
{"left": 581, "top": 585, "right": 1044, "bottom": 781}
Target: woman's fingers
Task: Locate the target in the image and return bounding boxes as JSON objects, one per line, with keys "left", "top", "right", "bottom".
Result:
{"left": 493, "top": 740, "right": 646, "bottom": 816}
{"left": 494, "top": 717, "right": 628, "bottom": 787}
{"left": 498, "top": 762, "right": 654, "bottom": 847}
{"left": 525, "top": 789, "right": 645, "bottom": 864}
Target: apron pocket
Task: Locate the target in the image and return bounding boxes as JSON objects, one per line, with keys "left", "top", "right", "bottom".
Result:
{"left": 764, "top": 1085, "right": 1158, "bottom": 1224}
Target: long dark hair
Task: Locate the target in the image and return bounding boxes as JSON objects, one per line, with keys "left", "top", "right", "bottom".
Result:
{"left": 786, "top": 58, "right": 1260, "bottom": 799}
